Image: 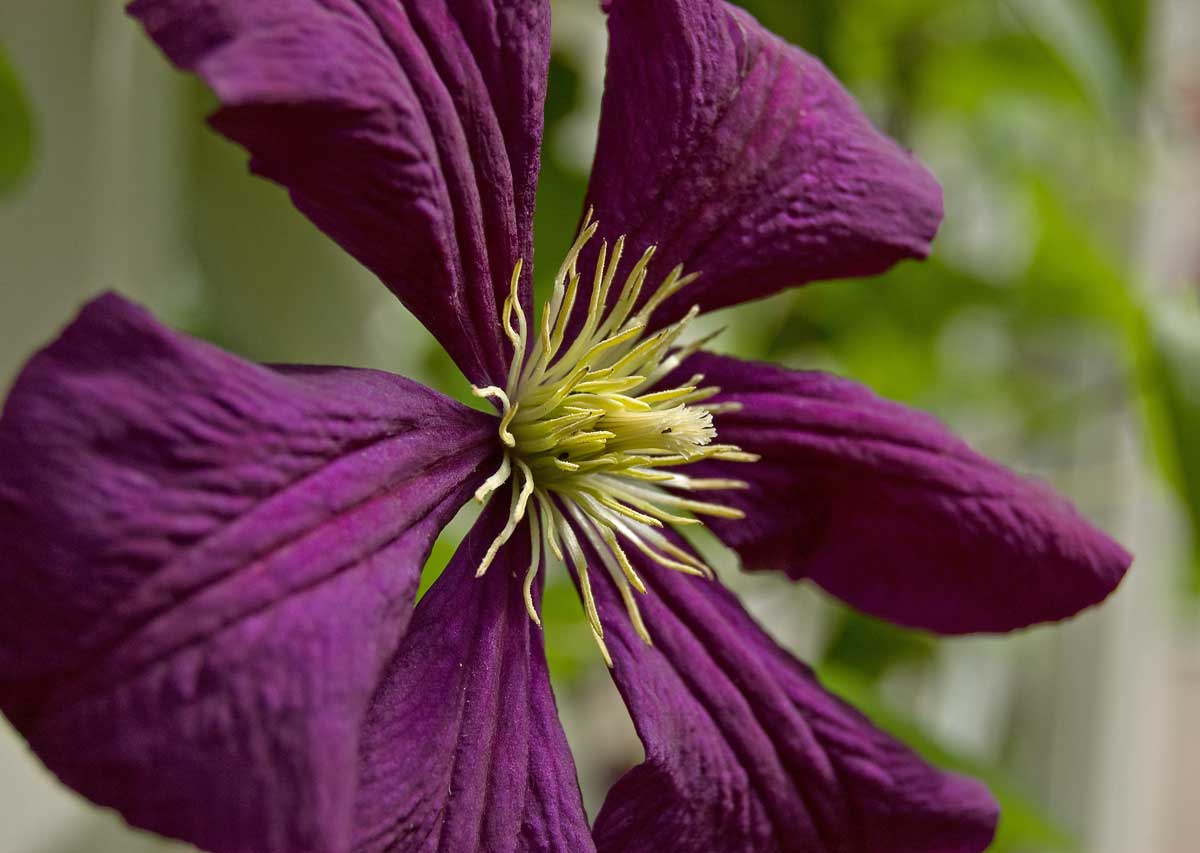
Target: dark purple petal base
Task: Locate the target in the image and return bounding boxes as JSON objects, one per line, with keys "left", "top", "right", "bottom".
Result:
{"left": 354, "top": 499, "right": 594, "bottom": 853}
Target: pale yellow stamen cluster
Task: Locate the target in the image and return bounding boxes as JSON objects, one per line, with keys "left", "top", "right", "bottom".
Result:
{"left": 471, "top": 212, "right": 756, "bottom": 664}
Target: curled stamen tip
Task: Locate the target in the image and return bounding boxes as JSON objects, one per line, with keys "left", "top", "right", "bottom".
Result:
{"left": 475, "top": 214, "right": 766, "bottom": 668}
{"left": 472, "top": 385, "right": 512, "bottom": 412}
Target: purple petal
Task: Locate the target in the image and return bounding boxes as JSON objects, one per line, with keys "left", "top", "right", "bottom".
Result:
{"left": 684, "top": 351, "right": 1131, "bottom": 634}
{"left": 574, "top": 529, "right": 997, "bottom": 852}
{"left": 353, "top": 498, "right": 594, "bottom": 853}
{"left": 128, "top": 0, "right": 550, "bottom": 387}
{"left": 0, "top": 294, "right": 497, "bottom": 853}
{"left": 585, "top": 0, "right": 941, "bottom": 325}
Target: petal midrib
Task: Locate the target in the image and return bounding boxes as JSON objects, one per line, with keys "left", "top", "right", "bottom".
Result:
{"left": 53, "top": 429, "right": 495, "bottom": 703}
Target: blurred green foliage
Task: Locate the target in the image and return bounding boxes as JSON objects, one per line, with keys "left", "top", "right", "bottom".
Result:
{"left": 1141, "top": 302, "right": 1200, "bottom": 597}
{"left": 819, "top": 664, "right": 1079, "bottom": 852}
{"left": 34, "top": 0, "right": 1174, "bottom": 848}
{"left": 518, "top": 1, "right": 1167, "bottom": 849}
{"left": 0, "top": 44, "right": 34, "bottom": 196}
{"left": 531, "top": 53, "right": 591, "bottom": 303}
{"left": 174, "top": 0, "right": 1177, "bottom": 848}
{"left": 736, "top": 4, "right": 1160, "bottom": 850}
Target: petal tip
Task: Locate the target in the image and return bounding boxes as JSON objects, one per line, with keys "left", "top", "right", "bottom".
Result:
{"left": 683, "top": 351, "right": 1134, "bottom": 636}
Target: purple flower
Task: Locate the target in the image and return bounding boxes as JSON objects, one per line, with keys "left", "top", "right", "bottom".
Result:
{"left": 0, "top": 1, "right": 1130, "bottom": 852}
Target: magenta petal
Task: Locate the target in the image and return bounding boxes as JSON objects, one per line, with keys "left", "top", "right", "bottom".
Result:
{"left": 0, "top": 294, "right": 497, "bottom": 853}
{"left": 128, "top": 0, "right": 550, "bottom": 387}
{"left": 585, "top": 0, "right": 941, "bottom": 325}
{"left": 683, "top": 351, "right": 1131, "bottom": 634}
{"left": 576, "top": 530, "right": 997, "bottom": 853}
{"left": 353, "top": 499, "right": 594, "bottom": 853}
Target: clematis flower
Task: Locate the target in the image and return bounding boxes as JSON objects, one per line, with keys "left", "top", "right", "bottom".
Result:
{"left": 0, "top": 1, "right": 1131, "bottom": 851}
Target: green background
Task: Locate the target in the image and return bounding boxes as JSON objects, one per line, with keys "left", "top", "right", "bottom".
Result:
{"left": 1, "top": 1, "right": 1197, "bottom": 850}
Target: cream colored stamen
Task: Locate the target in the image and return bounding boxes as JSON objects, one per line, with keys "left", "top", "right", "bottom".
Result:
{"left": 472, "top": 211, "right": 757, "bottom": 664}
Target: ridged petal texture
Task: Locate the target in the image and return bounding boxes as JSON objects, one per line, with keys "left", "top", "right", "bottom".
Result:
{"left": 573, "top": 528, "right": 998, "bottom": 853}
{"left": 128, "top": 0, "right": 550, "bottom": 387}
{"left": 680, "top": 352, "right": 1131, "bottom": 633}
{"left": 353, "top": 500, "right": 594, "bottom": 853}
{"left": 583, "top": 0, "right": 943, "bottom": 327}
{"left": 0, "top": 294, "right": 496, "bottom": 853}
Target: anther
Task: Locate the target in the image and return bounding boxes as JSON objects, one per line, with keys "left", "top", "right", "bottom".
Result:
{"left": 471, "top": 215, "right": 756, "bottom": 664}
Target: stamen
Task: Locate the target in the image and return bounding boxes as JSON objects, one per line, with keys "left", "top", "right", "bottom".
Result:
{"left": 476, "top": 459, "right": 534, "bottom": 578}
{"left": 471, "top": 385, "right": 516, "bottom": 447}
{"left": 523, "top": 508, "right": 543, "bottom": 626}
{"left": 557, "top": 508, "right": 611, "bottom": 663}
{"left": 474, "top": 455, "right": 512, "bottom": 504}
{"left": 469, "top": 216, "right": 756, "bottom": 665}
{"left": 571, "top": 503, "right": 651, "bottom": 646}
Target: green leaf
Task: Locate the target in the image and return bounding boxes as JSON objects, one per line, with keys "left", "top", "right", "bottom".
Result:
{"left": 818, "top": 664, "right": 1080, "bottom": 852}
{"left": 1001, "top": 0, "right": 1136, "bottom": 126}
{"left": 1138, "top": 299, "right": 1200, "bottom": 597}
{"left": 1091, "top": 0, "right": 1149, "bottom": 81}
{"left": 733, "top": 0, "right": 840, "bottom": 67}
{"left": 822, "top": 610, "right": 938, "bottom": 681}
{"left": 540, "top": 573, "right": 597, "bottom": 684}
{"left": 1017, "top": 180, "right": 1139, "bottom": 328}
{"left": 0, "top": 44, "right": 35, "bottom": 195}
{"left": 917, "top": 36, "right": 1101, "bottom": 118}
{"left": 531, "top": 52, "right": 590, "bottom": 307}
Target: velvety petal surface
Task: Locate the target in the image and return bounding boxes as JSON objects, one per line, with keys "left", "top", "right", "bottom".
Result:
{"left": 582, "top": 0, "right": 943, "bottom": 328}
{"left": 683, "top": 351, "right": 1131, "bottom": 634}
{"left": 574, "top": 529, "right": 997, "bottom": 853}
{"left": 0, "top": 294, "right": 497, "bottom": 853}
{"left": 128, "top": 0, "right": 550, "bottom": 386}
{"left": 353, "top": 499, "right": 594, "bottom": 853}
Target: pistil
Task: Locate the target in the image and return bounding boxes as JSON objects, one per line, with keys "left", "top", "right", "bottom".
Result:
{"left": 472, "top": 212, "right": 756, "bottom": 664}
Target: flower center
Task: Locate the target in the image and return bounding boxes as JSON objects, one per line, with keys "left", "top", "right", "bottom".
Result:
{"left": 471, "top": 212, "right": 756, "bottom": 664}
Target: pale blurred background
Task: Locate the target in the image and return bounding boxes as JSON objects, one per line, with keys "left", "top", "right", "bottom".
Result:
{"left": 2, "top": 1, "right": 1200, "bottom": 851}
